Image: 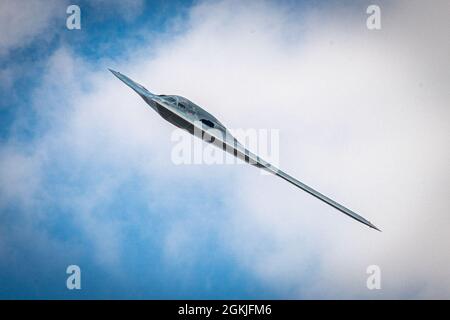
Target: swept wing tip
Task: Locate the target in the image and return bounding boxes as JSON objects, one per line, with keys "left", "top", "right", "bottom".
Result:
{"left": 108, "top": 68, "right": 119, "bottom": 76}
{"left": 368, "top": 222, "right": 381, "bottom": 232}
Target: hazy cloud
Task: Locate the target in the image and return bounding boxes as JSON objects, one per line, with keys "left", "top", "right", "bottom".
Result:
{"left": 1, "top": 0, "right": 449, "bottom": 298}
{"left": 0, "top": 0, "right": 65, "bottom": 55}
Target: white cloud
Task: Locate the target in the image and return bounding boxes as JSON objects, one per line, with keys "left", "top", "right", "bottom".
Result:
{"left": 0, "top": 0, "right": 146, "bottom": 55}
{"left": 0, "top": 0, "right": 64, "bottom": 55}
{"left": 1, "top": 0, "right": 449, "bottom": 298}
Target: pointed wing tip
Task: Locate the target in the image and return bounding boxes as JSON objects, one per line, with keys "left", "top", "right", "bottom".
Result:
{"left": 369, "top": 223, "right": 382, "bottom": 232}
{"left": 108, "top": 68, "right": 119, "bottom": 76}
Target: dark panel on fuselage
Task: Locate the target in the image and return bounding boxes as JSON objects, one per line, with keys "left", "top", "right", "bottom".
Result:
{"left": 158, "top": 103, "right": 194, "bottom": 133}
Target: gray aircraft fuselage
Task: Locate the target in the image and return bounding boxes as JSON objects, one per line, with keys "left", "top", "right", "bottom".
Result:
{"left": 109, "top": 69, "right": 380, "bottom": 231}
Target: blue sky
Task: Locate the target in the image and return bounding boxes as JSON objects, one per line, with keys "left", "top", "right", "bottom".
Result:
{"left": 0, "top": 0, "right": 282, "bottom": 299}
{"left": 0, "top": 0, "right": 191, "bottom": 138}
{"left": 0, "top": 0, "right": 449, "bottom": 299}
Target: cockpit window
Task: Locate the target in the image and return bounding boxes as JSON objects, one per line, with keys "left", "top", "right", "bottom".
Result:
{"left": 178, "top": 103, "right": 187, "bottom": 109}
{"left": 163, "top": 96, "right": 177, "bottom": 104}
{"left": 200, "top": 119, "right": 215, "bottom": 128}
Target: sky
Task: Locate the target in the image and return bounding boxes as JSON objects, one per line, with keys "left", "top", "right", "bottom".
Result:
{"left": 0, "top": 0, "right": 449, "bottom": 299}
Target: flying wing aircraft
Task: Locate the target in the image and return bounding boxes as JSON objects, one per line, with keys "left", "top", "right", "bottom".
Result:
{"left": 109, "top": 69, "right": 380, "bottom": 231}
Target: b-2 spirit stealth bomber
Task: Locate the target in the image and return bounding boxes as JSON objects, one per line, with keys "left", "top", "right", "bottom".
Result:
{"left": 109, "top": 69, "right": 380, "bottom": 231}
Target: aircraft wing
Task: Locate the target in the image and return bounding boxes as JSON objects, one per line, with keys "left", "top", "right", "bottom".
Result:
{"left": 152, "top": 99, "right": 380, "bottom": 231}
{"left": 222, "top": 139, "right": 380, "bottom": 231}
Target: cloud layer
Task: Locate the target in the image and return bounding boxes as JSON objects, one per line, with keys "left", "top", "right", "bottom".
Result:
{"left": 1, "top": 0, "right": 449, "bottom": 298}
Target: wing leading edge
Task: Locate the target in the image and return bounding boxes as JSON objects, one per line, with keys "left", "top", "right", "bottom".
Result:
{"left": 220, "top": 139, "right": 381, "bottom": 231}
{"left": 267, "top": 165, "right": 380, "bottom": 231}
